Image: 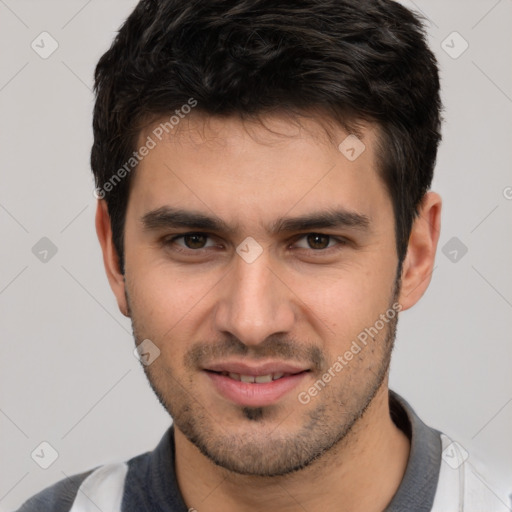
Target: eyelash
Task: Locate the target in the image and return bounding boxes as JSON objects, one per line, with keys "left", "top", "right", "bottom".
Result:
{"left": 161, "top": 232, "right": 348, "bottom": 255}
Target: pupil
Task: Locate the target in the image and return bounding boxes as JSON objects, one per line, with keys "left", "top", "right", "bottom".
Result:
{"left": 185, "top": 234, "right": 206, "bottom": 249}
{"left": 308, "top": 234, "right": 329, "bottom": 250}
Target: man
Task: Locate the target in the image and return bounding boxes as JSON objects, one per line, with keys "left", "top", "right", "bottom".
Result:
{"left": 15, "top": 0, "right": 508, "bottom": 511}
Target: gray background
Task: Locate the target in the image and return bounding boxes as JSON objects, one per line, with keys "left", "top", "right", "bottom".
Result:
{"left": 1, "top": 0, "right": 511, "bottom": 510}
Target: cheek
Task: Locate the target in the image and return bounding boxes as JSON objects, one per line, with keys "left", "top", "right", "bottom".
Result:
{"left": 126, "top": 259, "right": 221, "bottom": 339}
{"left": 299, "top": 258, "right": 397, "bottom": 346}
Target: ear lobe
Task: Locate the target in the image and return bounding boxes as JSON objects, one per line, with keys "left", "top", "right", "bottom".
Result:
{"left": 398, "top": 192, "right": 442, "bottom": 311}
{"left": 95, "top": 199, "right": 130, "bottom": 317}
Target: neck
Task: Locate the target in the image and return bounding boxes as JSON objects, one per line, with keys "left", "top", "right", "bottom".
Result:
{"left": 174, "top": 383, "right": 410, "bottom": 512}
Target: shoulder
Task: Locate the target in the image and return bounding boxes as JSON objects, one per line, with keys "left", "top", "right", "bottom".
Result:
{"left": 14, "top": 428, "right": 176, "bottom": 512}
{"left": 432, "top": 433, "right": 511, "bottom": 512}
{"left": 14, "top": 462, "right": 130, "bottom": 512}
{"left": 14, "top": 469, "right": 96, "bottom": 512}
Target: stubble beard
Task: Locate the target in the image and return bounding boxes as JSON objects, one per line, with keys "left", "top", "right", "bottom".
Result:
{"left": 126, "top": 288, "right": 399, "bottom": 477}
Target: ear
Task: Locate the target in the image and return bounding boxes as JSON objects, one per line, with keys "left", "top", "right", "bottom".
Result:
{"left": 398, "top": 192, "right": 442, "bottom": 311}
{"left": 95, "top": 200, "right": 130, "bottom": 317}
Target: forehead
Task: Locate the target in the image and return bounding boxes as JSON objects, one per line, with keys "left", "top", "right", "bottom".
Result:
{"left": 128, "top": 113, "right": 391, "bottom": 231}
{"left": 137, "top": 111, "right": 377, "bottom": 162}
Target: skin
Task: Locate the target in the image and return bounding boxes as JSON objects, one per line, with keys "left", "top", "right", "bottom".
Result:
{"left": 96, "top": 113, "right": 441, "bottom": 512}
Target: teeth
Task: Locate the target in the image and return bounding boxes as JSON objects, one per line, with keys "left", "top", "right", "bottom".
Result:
{"left": 224, "top": 372, "right": 288, "bottom": 383}
{"left": 255, "top": 374, "right": 272, "bottom": 383}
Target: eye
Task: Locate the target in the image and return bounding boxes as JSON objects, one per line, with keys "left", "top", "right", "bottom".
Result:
{"left": 162, "top": 232, "right": 347, "bottom": 256}
{"left": 166, "top": 233, "right": 217, "bottom": 250}
{"left": 293, "top": 233, "right": 345, "bottom": 251}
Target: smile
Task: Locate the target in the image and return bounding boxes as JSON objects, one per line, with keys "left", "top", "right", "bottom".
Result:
{"left": 217, "top": 371, "right": 287, "bottom": 383}
{"left": 204, "top": 364, "right": 310, "bottom": 407}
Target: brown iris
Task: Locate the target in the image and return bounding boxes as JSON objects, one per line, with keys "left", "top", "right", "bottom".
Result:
{"left": 183, "top": 234, "right": 208, "bottom": 249}
{"left": 307, "top": 234, "right": 330, "bottom": 250}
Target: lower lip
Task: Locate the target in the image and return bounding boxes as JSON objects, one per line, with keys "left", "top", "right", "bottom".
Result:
{"left": 205, "top": 371, "right": 308, "bottom": 407}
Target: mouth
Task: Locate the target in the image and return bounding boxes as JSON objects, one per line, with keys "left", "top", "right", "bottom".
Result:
{"left": 203, "top": 362, "right": 310, "bottom": 407}
{"left": 210, "top": 370, "right": 293, "bottom": 383}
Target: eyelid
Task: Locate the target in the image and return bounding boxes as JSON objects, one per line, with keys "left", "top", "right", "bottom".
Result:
{"left": 163, "top": 232, "right": 219, "bottom": 250}
{"left": 162, "top": 231, "right": 349, "bottom": 253}
{"left": 292, "top": 233, "right": 346, "bottom": 250}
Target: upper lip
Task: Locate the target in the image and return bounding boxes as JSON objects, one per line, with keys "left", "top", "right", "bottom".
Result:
{"left": 204, "top": 361, "right": 309, "bottom": 376}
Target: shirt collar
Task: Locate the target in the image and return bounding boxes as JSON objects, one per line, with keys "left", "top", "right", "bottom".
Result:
{"left": 384, "top": 390, "right": 442, "bottom": 511}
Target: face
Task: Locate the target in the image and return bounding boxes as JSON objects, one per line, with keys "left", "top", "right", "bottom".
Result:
{"left": 121, "top": 114, "right": 400, "bottom": 476}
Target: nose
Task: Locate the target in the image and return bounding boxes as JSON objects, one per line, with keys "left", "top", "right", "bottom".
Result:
{"left": 213, "top": 250, "right": 296, "bottom": 347}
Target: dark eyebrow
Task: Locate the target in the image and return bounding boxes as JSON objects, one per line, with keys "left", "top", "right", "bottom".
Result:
{"left": 141, "top": 206, "right": 370, "bottom": 235}
{"left": 141, "top": 207, "right": 235, "bottom": 234}
{"left": 270, "top": 208, "right": 370, "bottom": 233}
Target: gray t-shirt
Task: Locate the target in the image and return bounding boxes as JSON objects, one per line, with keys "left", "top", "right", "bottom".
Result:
{"left": 14, "top": 391, "right": 445, "bottom": 511}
